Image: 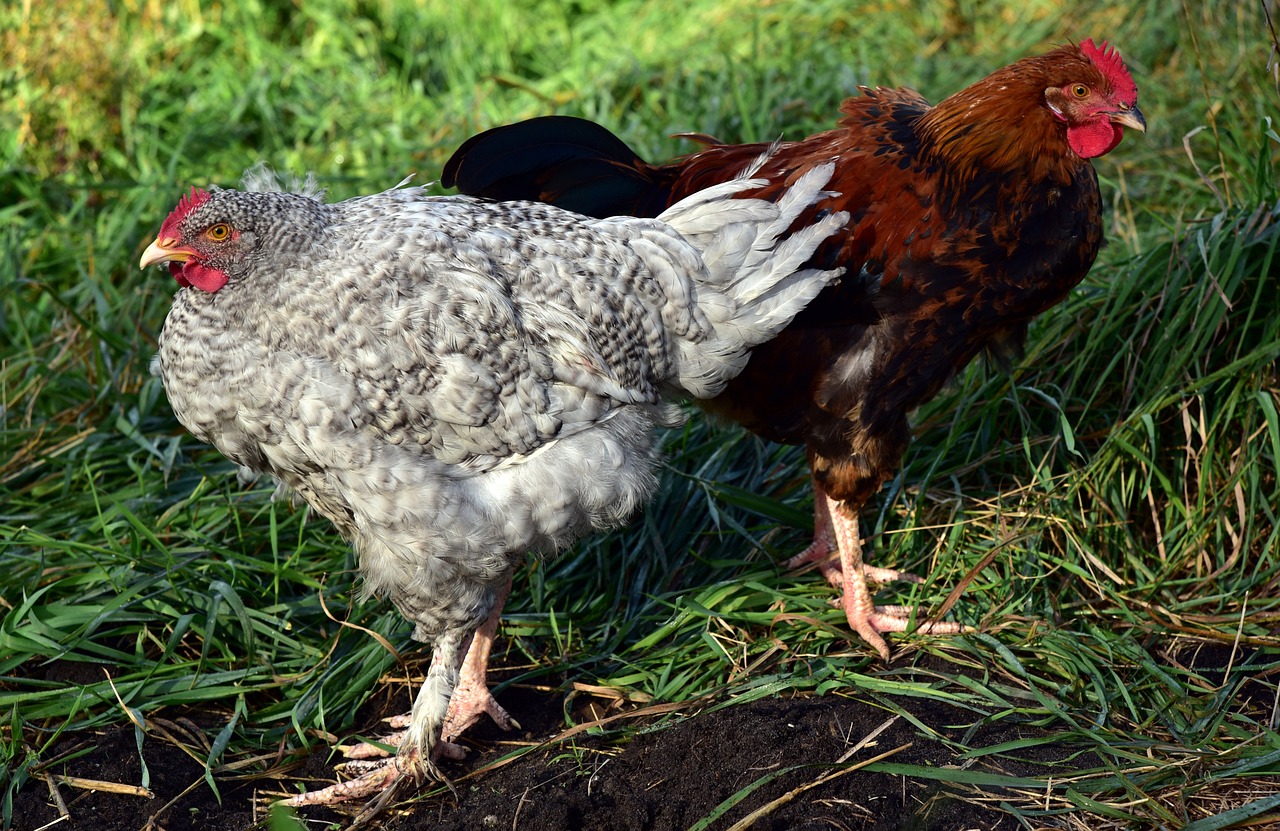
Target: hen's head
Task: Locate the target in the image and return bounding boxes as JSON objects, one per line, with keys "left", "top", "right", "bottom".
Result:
{"left": 140, "top": 187, "right": 325, "bottom": 292}
{"left": 1044, "top": 39, "right": 1146, "bottom": 159}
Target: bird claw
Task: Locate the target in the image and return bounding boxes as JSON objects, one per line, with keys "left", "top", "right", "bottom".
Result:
{"left": 278, "top": 756, "right": 403, "bottom": 807}
{"left": 866, "top": 606, "right": 967, "bottom": 635}
{"left": 788, "top": 538, "right": 925, "bottom": 589}
{"left": 843, "top": 603, "right": 968, "bottom": 635}
{"left": 437, "top": 739, "right": 470, "bottom": 761}
{"left": 442, "top": 683, "right": 521, "bottom": 743}
{"left": 384, "top": 713, "right": 413, "bottom": 729}
{"left": 340, "top": 731, "right": 405, "bottom": 760}
{"left": 341, "top": 686, "right": 520, "bottom": 765}
{"left": 785, "top": 536, "right": 836, "bottom": 571}
{"left": 861, "top": 565, "right": 925, "bottom": 585}
{"left": 336, "top": 757, "right": 400, "bottom": 776}
{"left": 283, "top": 579, "right": 519, "bottom": 809}
{"left": 340, "top": 725, "right": 471, "bottom": 763}
{"left": 792, "top": 484, "right": 965, "bottom": 660}
{"left": 793, "top": 548, "right": 927, "bottom": 588}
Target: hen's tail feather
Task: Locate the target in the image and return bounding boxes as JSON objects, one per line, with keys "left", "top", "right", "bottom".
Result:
{"left": 650, "top": 160, "right": 848, "bottom": 399}
{"left": 445, "top": 121, "right": 847, "bottom": 398}
{"left": 442, "top": 115, "right": 674, "bottom": 218}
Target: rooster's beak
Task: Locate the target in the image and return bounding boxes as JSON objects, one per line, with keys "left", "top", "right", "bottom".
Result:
{"left": 139, "top": 238, "right": 192, "bottom": 270}
{"left": 1111, "top": 103, "right": 1146, "bottom": 134}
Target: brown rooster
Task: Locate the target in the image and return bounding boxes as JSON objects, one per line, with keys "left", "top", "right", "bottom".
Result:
{"left": 443, "top": 39, "right": 1145, "bottom": 660}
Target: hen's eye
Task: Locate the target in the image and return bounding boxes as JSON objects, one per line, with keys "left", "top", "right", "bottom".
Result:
{"left": 1072, "top": 84, "right": 1089, "bottom": 98}
{"left": 206, "top": 224, "right": 232, "bottom": 241}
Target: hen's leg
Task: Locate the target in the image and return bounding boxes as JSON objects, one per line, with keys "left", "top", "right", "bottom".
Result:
{"left": 280, "top": 627, "right": 473, "bottom": 807}
{"left": 332, "top": 576, "right": 518, "bottom": 766}
{"left": 441, "top": 574, "right": 519, "bottom": 743}
{"left": 398, "top": 626, "right": 472, "bottom": 775}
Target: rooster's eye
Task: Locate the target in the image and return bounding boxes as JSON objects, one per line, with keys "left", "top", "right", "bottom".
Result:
{"left": 1072, "top": 84, "right": 1089, "bottom": 98}
{"left": 206, "top": 224, "right": 232, "bottom": 241}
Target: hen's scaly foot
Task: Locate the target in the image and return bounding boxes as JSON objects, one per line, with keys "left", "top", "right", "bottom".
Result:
{"left": 339, "top": 721, "right": 471, "bottom": 762}
{"left": 787, "top": 542, "right": 925, "bottom": 587}
{"left": 288, "top": 577, "right": 520, "bottom": 806}
{"left": 282, "top": 638, "right": 467, "bottom": 807}
{"left": 785, "top": 480, "right": 926, "bottom": 587}
{"left": 278, "top": 755, "right": 404, "bottom": 807}
{"left": 340, "top": 573, "right": 519, "bottom": 765}
{"left": 443, "top": 682, "right": 518, "bottom": 744}
{"left": 339, "top": 668, "right": 518, "bottom": 765}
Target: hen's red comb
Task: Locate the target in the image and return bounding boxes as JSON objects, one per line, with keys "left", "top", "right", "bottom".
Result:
{"left": 159, "top": 186, "right": 212, "bottom": 240}
{"left": 1080, "top": 38, "right": 1138, "bottom": 103}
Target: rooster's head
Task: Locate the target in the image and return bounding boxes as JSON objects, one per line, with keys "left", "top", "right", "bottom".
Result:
{"left": 1045, "top": 38, "right": 1146, "bottom": 159}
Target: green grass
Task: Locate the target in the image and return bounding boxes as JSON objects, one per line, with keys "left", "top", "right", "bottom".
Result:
{"left": 3, "top": 0, "right": 1280, "bottom": 828}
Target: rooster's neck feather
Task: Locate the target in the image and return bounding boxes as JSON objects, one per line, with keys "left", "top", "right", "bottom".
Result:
{"left": 915, "top": 45, "right": 1097, "bottom": 193}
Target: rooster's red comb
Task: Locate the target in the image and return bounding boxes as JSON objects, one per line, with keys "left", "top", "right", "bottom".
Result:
{"left": 159, "top": 186, "right": 212, "bottom": 240}
{"left": 1080, "top": 38, "right": 1138, "bottom": 103}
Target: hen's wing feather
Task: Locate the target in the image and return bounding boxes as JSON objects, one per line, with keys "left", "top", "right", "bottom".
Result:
{"left": 308, "top": 197, "right": 670, "bottom": 471}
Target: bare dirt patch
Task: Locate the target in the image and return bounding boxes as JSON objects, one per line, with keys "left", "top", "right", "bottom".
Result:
{"left": 14, "top": 655, "right": 1083, "bottom": 831}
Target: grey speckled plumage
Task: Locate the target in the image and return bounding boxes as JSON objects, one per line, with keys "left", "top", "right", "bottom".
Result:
{"left": 143, "top": 160, "right": 847, "bottom": 783}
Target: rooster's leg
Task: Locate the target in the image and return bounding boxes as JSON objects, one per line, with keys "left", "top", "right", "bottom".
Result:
{"left": 829, "top": 497, "right": 965, "bottom": 659}
{"left": 787, "top": 482, "right": 963, "bottom": 660}
{"left": 785, "top": 478, "right": 925, "bottom": 585}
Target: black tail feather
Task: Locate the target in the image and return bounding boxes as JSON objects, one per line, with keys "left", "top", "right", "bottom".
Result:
{"left": 442, "top": 115, "right": 671, "bottom": 219}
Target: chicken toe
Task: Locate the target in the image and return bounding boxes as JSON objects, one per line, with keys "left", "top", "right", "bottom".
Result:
{"left": 279, "top": 756, "right": 403, "bottom": 807}
{"left": 821, "top": 490, "right": 964, "bottom": 659}
{"left": 282, "top": 626, "right": 472, "bottom": 808}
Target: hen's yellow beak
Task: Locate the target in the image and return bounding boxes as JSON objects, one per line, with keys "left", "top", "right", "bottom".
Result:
{"left": 139, "top": 238, "right": 193, "bottom": 269}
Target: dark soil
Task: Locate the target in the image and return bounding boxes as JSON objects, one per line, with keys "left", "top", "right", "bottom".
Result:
{"left": 12, "top": 656, "right": 1080, "bottom": 831}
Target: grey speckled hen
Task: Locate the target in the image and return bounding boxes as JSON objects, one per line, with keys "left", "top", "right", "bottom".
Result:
{"left": 139, "top": 160, "right": 847, "bottom": 806}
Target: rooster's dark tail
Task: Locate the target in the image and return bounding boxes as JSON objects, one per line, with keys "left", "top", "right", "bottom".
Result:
{"left": 442, "top": 115, "right": 675, "bottom": 219}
